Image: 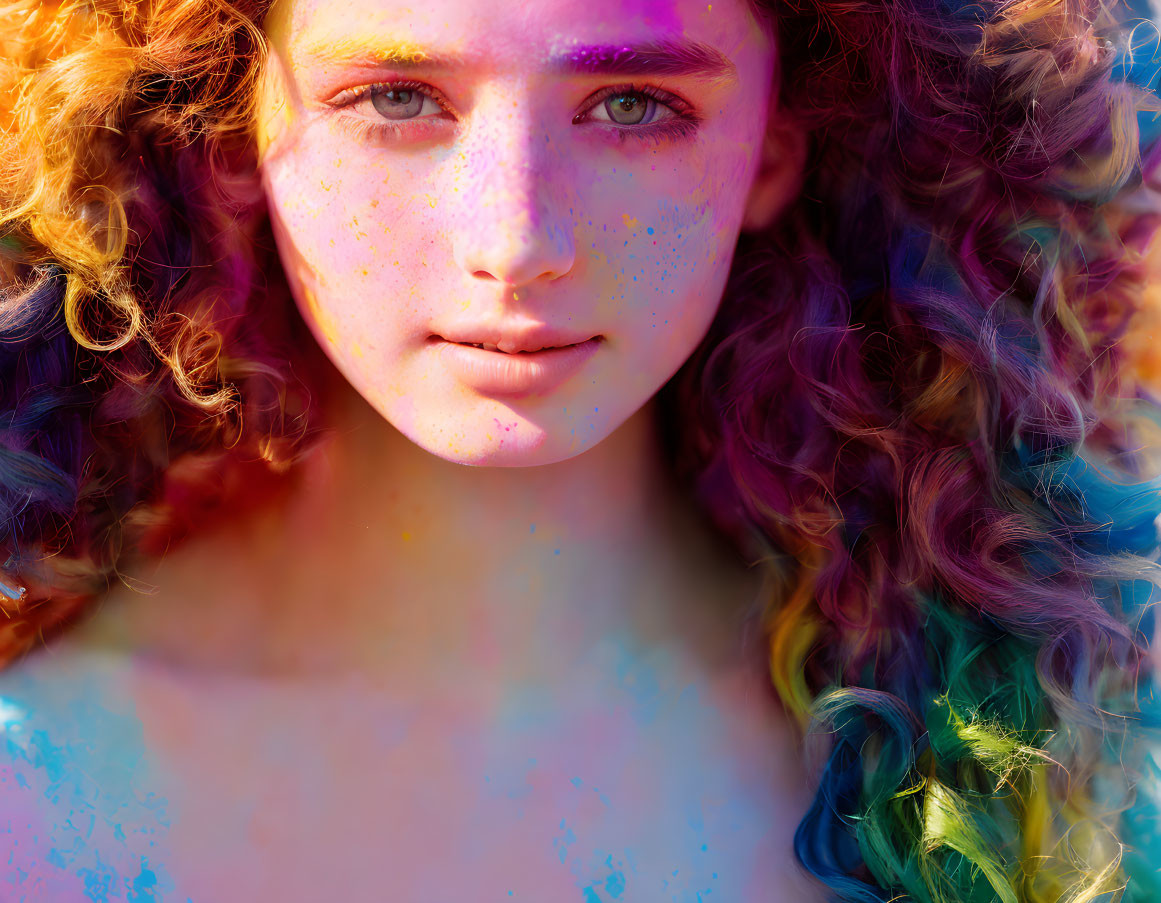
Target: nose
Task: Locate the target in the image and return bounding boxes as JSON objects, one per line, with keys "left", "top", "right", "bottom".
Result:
{"left": 451, "top": 92, "right": 577, "bottom": 288}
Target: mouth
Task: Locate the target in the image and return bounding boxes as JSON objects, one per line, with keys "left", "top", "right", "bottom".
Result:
{"left": 428, "top": 335, "right": 604, "bottom": 396}
{"left": 455, "top": 341, "right": 585, "bottom": 354}
{"left": 429, "top": 335, "right": 602, "bottom": 355}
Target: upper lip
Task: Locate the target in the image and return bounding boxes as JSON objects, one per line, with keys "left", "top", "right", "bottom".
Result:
{"left": 431, "top": 324, "right": 601, "bottom": 354}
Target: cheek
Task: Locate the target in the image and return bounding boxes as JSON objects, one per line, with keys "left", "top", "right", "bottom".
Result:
{"left": 263, "top": 133, "right": 446, "bottom": 354}
{"left": 582, "top": 151, "right": 747, "bottom": 334}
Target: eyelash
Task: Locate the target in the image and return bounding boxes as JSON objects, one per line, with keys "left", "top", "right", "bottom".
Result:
{"left": 328, "top": 79, "right": 701, "bottom": 146}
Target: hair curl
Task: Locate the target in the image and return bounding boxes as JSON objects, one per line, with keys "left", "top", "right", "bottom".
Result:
{"left": 1, "top": 0, "right": 1160, "bottom": 899}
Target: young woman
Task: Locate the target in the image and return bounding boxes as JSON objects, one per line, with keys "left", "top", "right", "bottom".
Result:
{"left": 0, "top": 0, "right": 1158, "bottom": 900}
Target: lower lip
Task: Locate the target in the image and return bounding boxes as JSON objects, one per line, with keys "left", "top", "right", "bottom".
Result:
{"left": 431, "top": 337, "right": 602, "bottom": 398}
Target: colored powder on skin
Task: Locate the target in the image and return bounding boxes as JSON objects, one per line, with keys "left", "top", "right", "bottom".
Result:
{"left": 0, "top": 654, "right": 177, "bottom": 901}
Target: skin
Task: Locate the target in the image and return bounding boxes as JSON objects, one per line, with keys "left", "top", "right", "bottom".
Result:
{"left": 0, "top": 0, "right": 826, "bottom": 898}
{"left": 65, "top": 0, "right": 811, "bottom": 686}
{"left": 255, "top": 0, "right": 800, "bottom": 469}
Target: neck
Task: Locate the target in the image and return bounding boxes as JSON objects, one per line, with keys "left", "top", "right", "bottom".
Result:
{"left": 77, "top": 378, "right": 767, "bottom": 689}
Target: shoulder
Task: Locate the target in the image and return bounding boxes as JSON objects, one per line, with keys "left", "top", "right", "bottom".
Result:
{"left": 0, "top": 643, "right": 181, "bottom": 902}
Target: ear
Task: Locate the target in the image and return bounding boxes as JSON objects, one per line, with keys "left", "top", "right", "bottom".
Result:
{"left": 741, "top": 104, "right": 808, "bottom": 233}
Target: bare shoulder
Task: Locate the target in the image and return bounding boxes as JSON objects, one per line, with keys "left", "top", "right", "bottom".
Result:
{"left": 0, "top": 630, "right": 832, "bottom": 902}
{"left": 0, "top": 641, "right": 181, "bottom": 901}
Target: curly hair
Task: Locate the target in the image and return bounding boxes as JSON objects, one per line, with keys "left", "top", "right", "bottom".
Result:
{"left": 1, "top": 0, "right": 1160, "bottom": 900}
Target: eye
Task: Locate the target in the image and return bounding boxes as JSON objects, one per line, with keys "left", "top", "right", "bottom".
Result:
{"left": 573, "top": 84, "right": 701, "bottom": 144}
{"left": 327, "top": 79, "right": 455, "bottom": 122}
{"left": 579, "top": 86, "right": 683, "bottom": 127}
{"left": 366, "top": 83, "right": 445, "bottom": 121}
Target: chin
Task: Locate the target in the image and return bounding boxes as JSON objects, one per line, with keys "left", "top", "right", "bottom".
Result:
{"left": 388, "top": 405, "right": 608, "bottom": 468}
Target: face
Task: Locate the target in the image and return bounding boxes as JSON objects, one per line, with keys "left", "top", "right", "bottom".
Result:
{"left": 257, "top": 0, "right": 800, "bottom": 467}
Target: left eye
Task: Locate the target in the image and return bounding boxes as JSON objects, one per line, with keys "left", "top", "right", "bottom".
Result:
{"left": 583, "top": 90, "right": 678, "bottom": 127}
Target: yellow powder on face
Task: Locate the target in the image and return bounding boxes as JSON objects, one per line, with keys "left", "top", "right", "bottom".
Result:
{"left": 303, "top": 285, "right": 341, "bottom": 347}
{"left": 622, "top": 214, "right": 640, "bottom": 229}
{"left": 252, "top": 8, "right": 306, "bottom": 163}
{"left": 256, "top": 96, "right": 297, "bottom": 158}
{"left": 300, "top": 33, "right": 431, "bottom": 66}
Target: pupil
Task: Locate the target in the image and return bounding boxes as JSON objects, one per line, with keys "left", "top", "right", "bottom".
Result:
{"left": 371, "top": 86, "right": 425, "bottom": 120}
{"left": 607, "top": 92, "right": 649, "bottom": 126}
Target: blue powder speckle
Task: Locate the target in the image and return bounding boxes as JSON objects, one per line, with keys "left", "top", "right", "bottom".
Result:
{"left": 0, "top": 656, "right": 178, "bottom": 901}
{"left": 128, "top": 862, "right": 159, "bottom": 902}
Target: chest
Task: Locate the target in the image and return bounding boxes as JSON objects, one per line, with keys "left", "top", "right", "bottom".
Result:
{"left": 0, "top": 647, "right": 822, "bottom": 902}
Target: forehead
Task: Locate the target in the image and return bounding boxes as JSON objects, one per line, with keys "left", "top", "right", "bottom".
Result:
{"left": 266, "top": 0, "right": 771, "bottom": 76}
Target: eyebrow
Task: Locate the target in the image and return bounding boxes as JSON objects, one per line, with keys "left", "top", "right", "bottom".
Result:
{"left": 298, "top": 36, "right": 738, "bottom": 83}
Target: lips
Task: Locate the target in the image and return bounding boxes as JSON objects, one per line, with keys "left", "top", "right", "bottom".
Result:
{"left": 430, "top": 326, "right": 599, "bottom": 355}
{"left": 454, "top": 340, "right": 585, "bottom": 354}
{"left": 431, "top": 336, "right": 603, "bottom": 397}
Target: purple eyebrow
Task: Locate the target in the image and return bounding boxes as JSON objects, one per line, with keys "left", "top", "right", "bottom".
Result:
{"left": 550, "top": 40, "right": 737, "bottom": 80}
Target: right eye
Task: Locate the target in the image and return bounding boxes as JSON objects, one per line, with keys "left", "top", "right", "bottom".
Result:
{"left": 328, "top": 79, "right": 455, "bottom": 122}
{"left": 366, "top": 83, "right": 446, "bottom": 120}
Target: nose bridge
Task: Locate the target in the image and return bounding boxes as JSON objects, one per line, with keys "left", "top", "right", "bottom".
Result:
{"left": 452, "top": 84, "right": 575, "bottom": 286}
